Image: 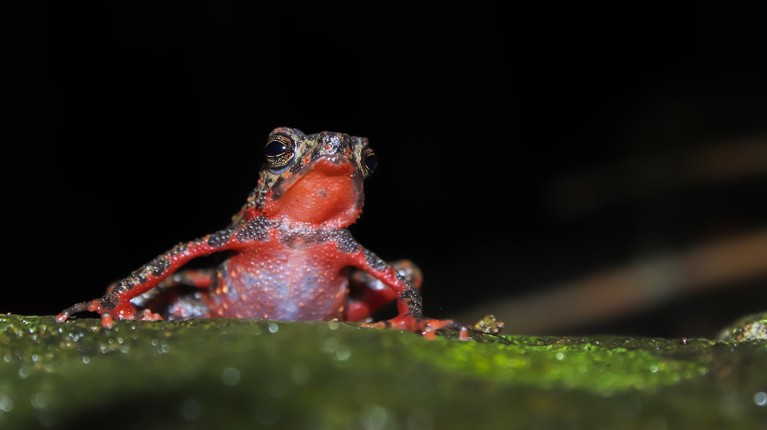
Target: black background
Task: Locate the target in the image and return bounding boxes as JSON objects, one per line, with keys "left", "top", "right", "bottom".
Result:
{"left": 6, "top": 2, "right": 767, "bottom": 337}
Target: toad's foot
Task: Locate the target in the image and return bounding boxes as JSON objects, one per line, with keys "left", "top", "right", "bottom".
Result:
{"left": 55, "top": 299, "right": 101, "bottom": 323}
{"left": 361, "top": 314, "right": 471, "bottom": 340}
{"left": 56, "top": 300, "right": 163, "bottom": 328}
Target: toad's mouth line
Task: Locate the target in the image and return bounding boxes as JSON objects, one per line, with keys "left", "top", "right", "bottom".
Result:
{"left": 311, "top": 156, "right": 355, "bottom": 176}
{"left": 276, "top": 155, "right": 361, "bottom": 195}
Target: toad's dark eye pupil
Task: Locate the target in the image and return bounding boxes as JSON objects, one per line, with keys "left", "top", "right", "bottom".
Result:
{"left": 265, "top": 140, "right": 288, "bottom": 157}
{"left": 364, "top": 152, "right": 377, "bottom": 173}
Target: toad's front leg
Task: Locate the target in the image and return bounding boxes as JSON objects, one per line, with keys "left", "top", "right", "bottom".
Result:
{"left": 56, "top": 228, "right": 244, "bottom": 328}
{"left": 348, "top": 248, "right": 469, "bottom": 340}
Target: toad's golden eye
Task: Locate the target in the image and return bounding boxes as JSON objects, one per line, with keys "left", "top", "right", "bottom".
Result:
{"left": 265, "top": 135, "right": 294, "bottom": 170}
{"left": 362, "top": 147, "right": 377, "bottom": 175}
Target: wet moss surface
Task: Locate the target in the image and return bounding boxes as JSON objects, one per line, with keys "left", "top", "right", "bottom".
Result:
{"left": 1, "top": 314, "right": 766, "bottom": 429}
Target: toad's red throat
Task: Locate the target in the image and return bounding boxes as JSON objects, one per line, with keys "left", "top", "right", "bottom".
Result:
{"left": 266, "top": 160, "right": 363, "bottom": 227}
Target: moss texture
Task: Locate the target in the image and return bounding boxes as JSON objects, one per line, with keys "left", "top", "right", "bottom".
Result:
{"left": 1, "top": 314, "right": 766, "bottom": 429}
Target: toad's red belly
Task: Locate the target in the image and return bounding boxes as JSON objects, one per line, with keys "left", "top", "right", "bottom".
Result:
{"left": 207, "top": 248, "right": 349, "bottom": 320}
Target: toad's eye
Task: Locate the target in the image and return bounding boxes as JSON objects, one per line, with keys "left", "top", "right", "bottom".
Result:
{"left": 362, "top": 147, "right": 377, "bottom": 175}
{"left": 265, "top": 135, "right": 294, "bottom": 170}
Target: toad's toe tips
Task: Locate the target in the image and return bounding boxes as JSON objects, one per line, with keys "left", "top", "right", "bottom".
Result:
{"left": 55, "top": 301, "right": 93, "bottom": 323}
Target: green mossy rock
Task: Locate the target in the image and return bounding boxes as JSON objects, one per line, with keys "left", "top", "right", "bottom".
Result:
{"left": 718, "top": 312, "right": 767, "bottom": 342}
{"left": 1, "top": 314, "right": 766, "bottom": 429}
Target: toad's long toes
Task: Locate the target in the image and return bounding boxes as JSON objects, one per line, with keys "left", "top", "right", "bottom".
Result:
{"left": 55, "top": 300, "right": 97, "bottom": 323}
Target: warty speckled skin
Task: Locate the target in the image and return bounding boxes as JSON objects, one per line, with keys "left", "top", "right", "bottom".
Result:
{"left": 57, "top": 127, "right": 465, "bottom": 338}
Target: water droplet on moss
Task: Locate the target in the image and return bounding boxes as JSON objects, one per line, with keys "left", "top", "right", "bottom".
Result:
{"left": 222, "top": 367, "right": 241, "bottom": 386}
{"left": 30, "top": 392, "right": 50, "bottom": 409}
{"left": 359, "top": 405, "right": 392, "bottom": 430}
{"left": 0, "top": 393, "right": 14, "bottom": 412}
{"left": 18, "top": 365, "right": 30, "bottom": 379}
{"left": 157, "top": 340, "right": 170, "bottom": 354}
{"left": 334, "top": 347, "right": 351, "bottom": 361}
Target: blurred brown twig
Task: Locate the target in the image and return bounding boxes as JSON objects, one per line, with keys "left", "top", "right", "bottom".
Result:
{"left": 460, "top": 228, "right": 767, "bottom": 334}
